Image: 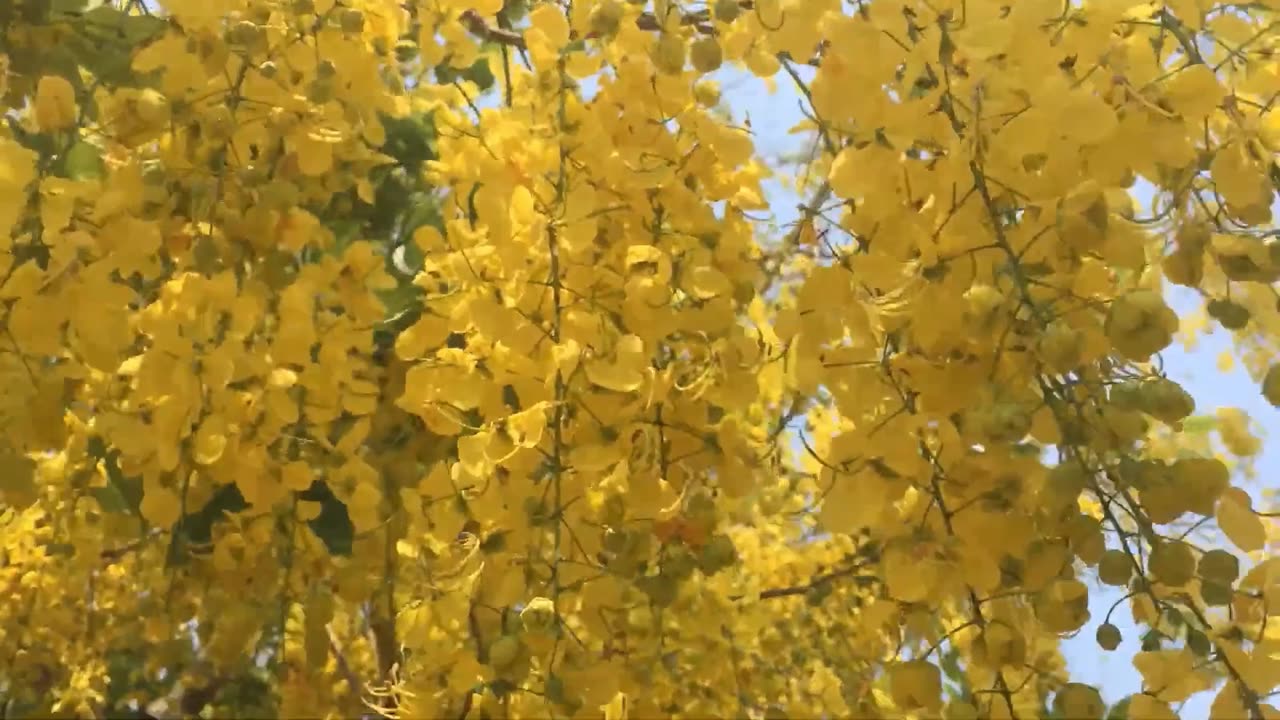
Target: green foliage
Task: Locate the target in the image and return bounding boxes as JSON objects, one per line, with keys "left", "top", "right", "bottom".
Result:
{"left": 298, "top": 479, "right": 355, "bottom": 557}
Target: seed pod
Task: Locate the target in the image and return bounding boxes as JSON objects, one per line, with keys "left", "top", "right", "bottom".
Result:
{"left": 488, "top": 635, "right": 521, "bottom": 668}
{"left": 689, "top": 37, "right": 723, "bottom": 74}
{"left": 714, "top": 0, "right": 741, "bottom": 22}
{"left": 1263, "top": 364, "right": 1280, "bottom": 406}
{"left": 589, "top": 0, "right": 625, "bottom": 36}
{"left": 1149, "top": 541, "right": 1195, "bottom": 587}
{"left": 1097, "top": 550, "right": 1131, "bottom": 586}
{"left": 652, "top": 34, "right": 686, "bottom": 75}
{"left": 339, "top": 8, "right": 365, "bottom": 33}
{"left": 1206, "top": 298, "right": 1251, "bottom": 330}
{"left": 1095, "top": 622, "right": 1121, "bottom": 651}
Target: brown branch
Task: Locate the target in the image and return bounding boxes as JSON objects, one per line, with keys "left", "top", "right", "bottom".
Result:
{"left": 369, "top": 610, "right": 399, "bottom": 714}
{"left": 1159, "top": 9, "right": 1206, "bottom": 65}
{"left": 457, "top": 6, "right": 712, "bottom": 50}
{"left": 99, "top": 531, "right": 164, "bottom": 563}
{"left": 456, "top": 2, "right": 830, "bottom": 65}
{"left": 328, "top": 627, "right": 365, "bottom": 698}
{"left": 459, "top": 9, "right": 526, "bottom": 49}
{"left": 733, "top": 559, "right": 877, "bottom": 601}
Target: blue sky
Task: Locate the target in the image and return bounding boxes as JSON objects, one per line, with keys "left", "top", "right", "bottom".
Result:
{"left": 719, "top": 63, "right": 1278, "bottom": 714}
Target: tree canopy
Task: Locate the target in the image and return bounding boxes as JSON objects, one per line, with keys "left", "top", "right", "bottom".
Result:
{"left": 2, "top": 0, "right": 1280, "bottom": 717}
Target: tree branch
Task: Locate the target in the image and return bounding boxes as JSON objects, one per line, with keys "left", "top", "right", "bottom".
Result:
{"left": 327, "top": 627, "right": 370, "bottom": 715}
{"left": 99, "top": 531, "right": 164, "bottom": 564}
{"left": 734, "top": 558, "right": 877, "bottom": 601}
{"left": 459, "top": 9, "right": 526, "bottom": 49}
{"left": 455, "top": 2, "right": 824, "bottom": 63}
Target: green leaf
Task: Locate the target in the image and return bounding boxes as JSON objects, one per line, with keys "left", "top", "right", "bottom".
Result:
{"left": 42, "top": 542, "right": 75, "bottom": 557}
{"left": 257, "top": 249, "right": 299, "bottom": 291}
{"left": 499, "top": 0, "right": 531, "bottom": 24}
{"left": 489, "top": 678, "right": 517, "bottom": 698}
{"left": 49, "top": 0, "right": 106, "bottom": 19}
{"left": 86, "top": 436, "right": 144, "bottom": 517}
{"left": 38, "top": 46, "right": 87, "bottom": 91}
{"left": 544, "top": 673, "right": 566, "bottom": 703}
{"left": 1105, "top": 697, "right": 1131, "bottom": 720}
{"left": 6, "top": 118, "right": 57, "bottom": 159}
{"left": 398, "top": 196, "right": 443, "bottom": 243}
{"left": 380, "top": 112, "right": 438, "bottom": 176}
{"left": 104, "top": 646, "right": 171, "bottom": 710}
{"left": 1019, "top": 261, "right": 1054, "bottom": 277}
{"left": 323, "top": 218, "right": 362, "bottom": 255}
{"left": 364, "top": 172, "right": 413, "bottom": 240}
{"left": 377, "top": 283, "right": 422, "bottom": 324}
{"left": 459, "top": 57, "right": 496, "bottom": 92}
{"left": 89, "top": 479, "right": 133, "bottom": 514}
{"left": 60, "top": 141, "right": 105, "bottom": 180}
{"left": 166, "top": 483, "right": 248, "bottom": 567}
{"left": 299, "top": 480, "right": 354, "bottom": 556}
{"left": 64, "top": 7, "right": 168, "bottom": 87}
{"left": 187, "top": 484, "right": 249, "bottom": 545}
{"left": 0, "top": 450, "right": 38, "bottom": 508}
{"left": 1181, "top": 414, "right": 1217, "bottom": 435}
{"left": 480, "top": 530, "right": 507, "bottom": 554}
{"left": 81, "top": 6, "right": 167, "bottom": 45}
{"left": 1140, "top": 628, "right": 1163, "bottom": 651}
{"left": 939, "top": 644, "right": 967, "bottom": 687}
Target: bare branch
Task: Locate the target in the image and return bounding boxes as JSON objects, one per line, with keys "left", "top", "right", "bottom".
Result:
{"left": 732, "top": 557, "right": 878, "bottom": 602}
{"left": 456, "top": 2, "right": 825, "bottom": 66}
